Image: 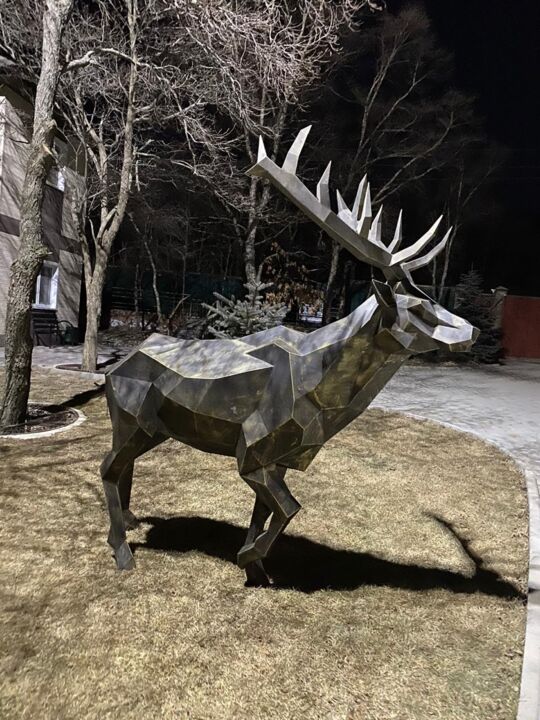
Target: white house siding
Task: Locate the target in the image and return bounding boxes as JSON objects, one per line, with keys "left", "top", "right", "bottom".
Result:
{"left": 0, "top": 231, "right": 19, "bottom": 340}
{"left": 0, "top": 95, "right": 29, "bottom": 222}
{"left": 61, "top": 167, "right": 84, "bottom": 241}
{"left": 57, "top": 249, "right": 83, "bottom": 327}
{"left": 0, "top": 97, "right": 6, "bottom": 185}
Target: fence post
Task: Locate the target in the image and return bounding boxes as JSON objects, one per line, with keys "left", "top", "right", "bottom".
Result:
{"left": 491, "top": 286, "right": 508, "bottom": 329}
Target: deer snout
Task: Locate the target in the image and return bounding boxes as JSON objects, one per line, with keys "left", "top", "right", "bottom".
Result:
{"left": 437, "top": 321, "right": 479, "bottom": 352}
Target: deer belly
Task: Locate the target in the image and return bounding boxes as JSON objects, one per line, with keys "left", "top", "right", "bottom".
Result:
{"left": 158, "top": 396, "right": 240, "bottom": 457}
{"left": 238, "top": 414, "right": 323, "bottom": 473}
{"left": 278, "top": 444, "right": 323, "bottom": 471}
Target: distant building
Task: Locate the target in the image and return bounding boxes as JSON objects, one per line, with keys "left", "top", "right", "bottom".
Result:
{"left": 0, "top": 86, "right": 83, "bottom": 345}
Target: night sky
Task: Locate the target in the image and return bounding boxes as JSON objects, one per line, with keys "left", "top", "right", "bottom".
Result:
{"left": 389, "top": 0, "right": 540, "bottom": 295}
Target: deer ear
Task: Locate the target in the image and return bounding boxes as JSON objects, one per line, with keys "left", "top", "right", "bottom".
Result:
{"left": 371, "top": 280, "right": 397, "bottom": 327}
{"left": 371, "top": 280, "right": 396, "bottom": 308}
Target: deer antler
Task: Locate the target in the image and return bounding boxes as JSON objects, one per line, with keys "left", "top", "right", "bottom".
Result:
{"left": 247, "top": 127, "right": 451, "bottom": 282}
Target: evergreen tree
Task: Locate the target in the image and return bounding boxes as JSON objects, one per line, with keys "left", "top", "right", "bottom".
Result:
{"left": 454, "top": 270, "right": 502, "bottom": 363}
{"left": 204, "top": 280, "right": 288, "bottom": 339}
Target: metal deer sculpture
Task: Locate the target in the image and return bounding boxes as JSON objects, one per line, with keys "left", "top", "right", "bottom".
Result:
{"left": 101, "top": 127, "right": 478, "bottom": 586}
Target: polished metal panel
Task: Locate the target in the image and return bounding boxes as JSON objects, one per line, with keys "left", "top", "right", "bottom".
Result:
{"left": 101, "top": 129, "right": 478, "bottom": 586}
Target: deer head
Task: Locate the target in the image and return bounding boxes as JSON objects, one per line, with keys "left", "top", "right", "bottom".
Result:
{"left": 247, "top": 126, "right": 478, "bottom": 355}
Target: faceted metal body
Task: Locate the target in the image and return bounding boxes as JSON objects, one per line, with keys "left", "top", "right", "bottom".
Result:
{"left": 101, "top": 129, "right": 478, "bottom": 585}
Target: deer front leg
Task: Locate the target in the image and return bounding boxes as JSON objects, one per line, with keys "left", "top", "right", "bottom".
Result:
{"left": 117, "top": 460, "right": 139, "bottom": 530}
{"left": 242, "top": 496, "right": 272, "bottom": 587}
{"left": 101, "top": 425, "right": 166, "bottom": 570}
{"left": 101, "top": 449, "right": 137, "bottom": 571}
{"left": 238, "top": 465, "right": 301, "bottom": 584}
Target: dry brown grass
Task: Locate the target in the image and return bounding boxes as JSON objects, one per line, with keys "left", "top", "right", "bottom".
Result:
{"left": 0, "top": 368, "right": 528, "bottom": 720}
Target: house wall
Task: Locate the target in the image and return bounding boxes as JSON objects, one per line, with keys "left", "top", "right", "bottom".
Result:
{"left": 0, "top": 97, "right": 5, "bottom": 191}
{"left": 57, "top": 249, "right": 83, "bottom": 326}
{"left": 0, "top": 94, "right": 28, "bottom": 223}
{"left": 0, "top": 230, "right": 19, "bottom": 343}
{"left": 0, "top": 88, "right": 83, "bottom": 342}
{"left": 61, "top": 167, "right": 84, "bottom": 241}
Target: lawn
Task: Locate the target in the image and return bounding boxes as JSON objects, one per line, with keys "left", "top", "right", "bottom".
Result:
{"left": 0, "top": 368, "right": 528, "bottom": 720}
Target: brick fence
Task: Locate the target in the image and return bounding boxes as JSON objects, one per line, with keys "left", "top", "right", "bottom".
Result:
{"left": 501, "top": 293, "right": 540, "bottom": 359}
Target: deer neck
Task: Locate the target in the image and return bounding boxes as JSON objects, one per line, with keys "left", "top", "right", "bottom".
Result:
{"left": 304, "top": 296, "right": 409, "bottom": 413}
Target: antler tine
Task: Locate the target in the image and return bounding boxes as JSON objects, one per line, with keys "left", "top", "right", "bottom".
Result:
{"left": 282, "top": 125, "right": 312, "bottom": 175}
{"left": 245, "top": 131, "right": 394, "bottom": 270}
{"left": 352, "top": 175, "right": 368, "bottom": 220}
{"left": 368, "top": 206, "right": 385, "bottom": 248}
{"left": 336, "top": 189, "right": 356, "bottom": 229}
{"left": 316, "top": 161, "right": 332, "bottom": 208}
{"left": 391, "top": 215, "right": 443, "bottom": 265}
{"left": 257, "top": 135, "right": 267, "bottom": 162}
{"left": 336, "top": 189, "right": 350, "bottom": 215}
{"left": 403, "top": 226, "right": 452, "bottom": 273}
{"left": 356, "top": 183, "right": 372, "bottom": 236}
{"left": 388, "top": 210, "right": 403, "bottom": 252}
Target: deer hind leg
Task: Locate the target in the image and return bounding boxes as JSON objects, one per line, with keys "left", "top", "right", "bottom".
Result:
{"left": 238, "top": 464, "right": 301, "bottom": 583}
{"left": 118, "top": 460, "right": 138, "bottom": 530}
{"left": 101, "top": 421, "right": 165, "bottom": 570}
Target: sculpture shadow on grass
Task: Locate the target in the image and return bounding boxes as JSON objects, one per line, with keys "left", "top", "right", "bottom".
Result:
{"left": 44, "top": 384, "right": 105, "bottom": 414}
{"left": 132, "top": 514, "right": 524, "bottom": 599}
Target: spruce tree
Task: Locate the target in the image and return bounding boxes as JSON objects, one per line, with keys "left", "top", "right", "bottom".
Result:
{"left": 454, "top": 270, "right": 502, "bottom": 363}
{"left": 204, "top": 279, "right": 288, "bottom": 339}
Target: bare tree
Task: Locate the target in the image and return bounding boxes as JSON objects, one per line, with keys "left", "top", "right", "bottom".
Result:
{"left": 127, "top": 195, "right": 190, "bottom": 333}
{"left": 58, "top": 0, "right": 237, "bottom": 370}
{"left": 0, "top": 0, "right": 383, "bottom": 396}
{"left": 0, "top": 0, "right": 239, "bottom": 384}
{"left": 60, "top": 0, "right": 147, "bottom": 371}
{"left": 430, "top": 147, "right": 504, "bottom": 300}
{"left": 0, "top": 0, "right": 178, "bottom": 413}
{"left": 175, "top": 0, "right": 383, "bottom": 284}
{"left": 0, "top": 0, "right": 74, "bottom": 428}
{"left": 62, "top": 0, "right": 382, "bottom": 370}
{"left": 318, "top": 5, "right": 492, "bottom": 321}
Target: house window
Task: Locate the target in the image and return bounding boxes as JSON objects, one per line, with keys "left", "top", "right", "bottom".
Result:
{"left": 47, "top": 138, "right": 67, "bottom": 191}
{"left": 48, "top": 166, "right": 65, "bottom": 192}
{"left": 33, "top": 261, "right": 59, "bottom": 309}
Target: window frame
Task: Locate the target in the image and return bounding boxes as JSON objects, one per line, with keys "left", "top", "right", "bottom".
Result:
{"left": 46, "top": 137, "right": 67, "bottom": 192}
{"left": 33, "top": 260, "right": 59, "bottom": 310}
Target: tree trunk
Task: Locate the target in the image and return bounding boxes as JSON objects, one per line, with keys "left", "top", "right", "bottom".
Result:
{"left": 134, "top": 263, "right": 140, "bottom": 315}
{"left": 244, "top": 174, "right": 260, "bottom": 284}
{"left": 0, "top": 0, "right": 73, "bottom": 430}
{"left": 322, "top": 241, "right": 341, "bottom": 325}
{"left": 80, "top": 0, "right": 138, "bottom": 371}
{"left": 81, "top": 264, "right": 106, "bottom": 372}
{"left": 437, "top": 229, "right": 456, "bottom": 303}
{"left": 431, "top": 255, "right": 438, "bottom": 296}
{"left": 244, "top": 224, "right": 257, "bottom": 285}
{"left": 338, "top": 260, "right": 353, "bottom": 319}
{"left": 143, "top": 235, "right": 164, "bottom": 329}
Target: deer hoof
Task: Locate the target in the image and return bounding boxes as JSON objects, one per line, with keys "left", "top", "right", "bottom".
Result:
{"left": 237, "top": 542, "right": 259, "bottom": 568}
{"left": 244, "top": 560, "right": 272, "bottom": 588}
{"left": 114, "top": 541, "right": 136, "bottom": 571}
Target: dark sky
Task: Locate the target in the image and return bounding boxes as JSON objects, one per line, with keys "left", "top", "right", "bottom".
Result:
{"left": 389, "top": 0, "right": 540, "bottom": 295}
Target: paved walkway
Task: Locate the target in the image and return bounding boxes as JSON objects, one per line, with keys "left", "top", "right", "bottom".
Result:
{"left": 0, "top": 345, "right": 117, "bottom": 376}
{"left": 374, "top": 360, "right": 540, "bottom": 720}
